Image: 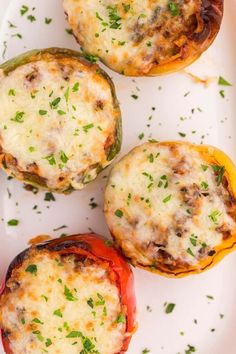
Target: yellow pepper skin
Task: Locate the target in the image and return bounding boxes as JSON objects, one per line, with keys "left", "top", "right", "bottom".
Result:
{"left": 142, "top": 142, "right": 236, "bottom": 278}
{"left": 147, "top": 0, "right": 224, "bottom": 76}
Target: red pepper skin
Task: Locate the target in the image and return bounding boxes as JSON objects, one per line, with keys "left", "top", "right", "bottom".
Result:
{"left": 0, "top": 234, "right": 136, "bottom": 354}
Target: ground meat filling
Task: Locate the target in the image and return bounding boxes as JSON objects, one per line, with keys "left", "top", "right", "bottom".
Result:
{"left": 105, "top": 143, "right": 236, "bottom": 270}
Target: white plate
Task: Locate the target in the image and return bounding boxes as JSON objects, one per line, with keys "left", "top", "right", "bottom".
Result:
{"left": 0, "top": 1, "right": 236, "bottom": 353}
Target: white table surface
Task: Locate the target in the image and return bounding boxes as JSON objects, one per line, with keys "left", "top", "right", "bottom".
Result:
{"left": 0, "top": 0, "right": 9, "bottom": 25}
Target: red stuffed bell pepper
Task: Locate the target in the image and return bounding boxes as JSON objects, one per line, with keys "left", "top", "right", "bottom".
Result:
{"left": 0, "top": 234, "right": 136, "bottom": 354}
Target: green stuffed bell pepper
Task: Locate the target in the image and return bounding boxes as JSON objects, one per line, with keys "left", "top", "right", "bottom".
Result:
{"left": 0, "top": 48, "right": 122, "bottom": 193}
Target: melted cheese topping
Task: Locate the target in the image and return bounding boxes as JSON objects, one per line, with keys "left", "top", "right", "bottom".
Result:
{"left": 0, "top": 56, "right": 120, "bottom": 191}
{"left": 105, "top": 143, "right": 236, "bottom": 267}
{"left": 0, "top": 250, "right": 126, "bottom": 354}
{"left": 63, "top": 0, "right": 200, "bottom": 75}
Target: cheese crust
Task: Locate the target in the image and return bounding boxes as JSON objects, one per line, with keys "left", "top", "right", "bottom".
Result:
{"left": 0, "top": 248, "right": 126, "bottom": 354}
{"left": 0, "top": 48, "right": 121, "bottom": 193}
{"left": 104, "top": 142, "right": 236, "bottom": 275}
{"left": 63, "top": 0, "right": 223, "bottom": 76}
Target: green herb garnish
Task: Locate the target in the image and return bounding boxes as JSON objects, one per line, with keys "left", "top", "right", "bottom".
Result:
{"left": 218, "top": 76, "right": 232, "bottom": 86}
{"left": 168, "top": 2, "right": 179, "bottom": 16}
{"left": 7, "top": 219, "right": 19, "bottom": 226}
{"left": 163, "top": 195, "right": 172, "bottom": 203}
{"left": 165, "top": 303, "right": 176, "bottom": 314}
{"left": 11, "top": 111, "right": 25, "bottom": 123}
{"left": 64, "top": 285, "right": 77, "bottom": 301}
{"left": 60, "top": 151, "right": 69, "bottom": 164}
{"left": 116, "top": 312, "right": 126, "bottom": 323}
{"left": 115, "top": 209, "right": 123, "bottom": 218}
{"left": 72, "top": 82, "right": 80, "bottom": 92}
{"left": 25, "top": 264, "right": 37, "bottom": 275}
{"left": 45, "top": 18, "right": 52, "bottom": 25}
{"left": 44, "top": 192, "right": 56, "bottom": 201}
{"left": 53, "top": 309, "right": 63, "bottom": 317}
{"left": 39, "top": 110, "right": 47, "bottom": 115}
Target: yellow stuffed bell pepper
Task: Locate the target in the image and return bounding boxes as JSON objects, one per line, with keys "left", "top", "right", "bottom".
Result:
{"left": 104, "top": 141, "right": 236, "bottom": 277}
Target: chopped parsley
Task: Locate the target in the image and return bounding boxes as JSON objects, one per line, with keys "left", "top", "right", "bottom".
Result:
{"left": 87, "top": 298, "right": 94, "bottom": 308}
{"left": 83, "top": 123, "right": 94, "bottom": 133}
{"left": 8, "top": 89, "right": 16, "bottom": 96}
{"left": 116, "top": 312, "right": 126, "bottom": 323}
{"left": 60, "top": 150, "right": 69, "bottom": 164}
{"left": 20, "top": 5, "right": 29, "bottom": 16}
{"left": 211, "top": 165, "right": 225, "bottom": 185}
{"left": 41, "top": 295, "right": 48, "bottom": 302}
{"left": 187, "top": 248, "right": 195, "bottom": 257}
{"left": 8, "top": 21, "right": 17, "bottom": 28}
{"left": 142, "top": 349, "right": 151, "bottom": 354}
{"left": 66, "top": 331, "right": 82, "bottom": 338}
{"left": 11, "top": 33, "right": 23, "bottom": 39}
{"left": 7, "top": 219, "right": 19, "bottom": 226}
{"left": 201, "top": 164, "right": 208, "bottom": 171}
{"left": 28, "top": 146, "right": 35, "bottom": 152}
{"left": 44, "top": 154, "right": 56, "bottom": 166}
{"left": 219, "top": 90, "right": 225, "bottom": 98}
{"left": 53, "top": 309, "right": 63, "bottom": 317}
{"left": 206, "top": 295, "right": 214, "bottom": 300}
{"left": 148, "top": 153, "right": 154, "bottom": 163}
{"left": 11, "top": 111, "right": 25, "bottom": 123}
{"left": 27, "top": 15, "right": 36, "bottom": 22}
{"left": 72, "top": 82, "right": 80, "bottom": 92}
{"left": 45, "top": 17, "right": 52, "bottom": 25}
{"left": 65, "top": 28, "right": 73, "bottom": 35}
{"left": 138, "top": 132, "right": 145, "bottom": 140}
{"left": 25, "top": 264, "right": 37, "bottom": 275}
{"left": 32, "top": 318, "right": 44, "bottom": 324}
{"left": 96, "top": 293, "right": 105, "bottom": 306}
{"left": 32, "top": 330, "right": 44, "bottom": 342}
{"left": 142, "top": 172, "right": 153, "bottom": 181}
{"left": 45, "top": 338, "right": 52, "bottom": 347}
{"left": 50, "top": 97, "right": 61, "bottom": 109}
{"left": 57, "top": 110, "right": 66, "bottom": 115}
{"left": 53, "top": 225, "right": 67, "bottom": 232}
{"left": 168, "top": 2, "right": 180, "bottom": 16}
{"left": 64, "top": 285, "right": 77, "bottom": 301}
{"left": 190, "top": 235, "right": 197, "bottom": 247}
{"left": 39, "top": 110, "right": 47, "bottom": 115}
{"left": 208, "top": 210, "right": 221, "bottom": 224}
{"left": 185, "top": 345, "right": 196, "bottom": 354}
{"left": 89, "top": 199, "right": 98, "bottom": 209}
{"left": 201, "top": 181, "right": 208, "bottom": 190}
{"left": 122, "top": 3, "right": 130, "bottom": 13}
{"left": 44, "top": 192, "right": 56, "bottom": 202}
{"left": 218, "top": 76, "right": 232, "bottom": 86}
{"left": 107, "top": 5, "right": 122, "bottom": 29}
{"left": 84, "top": 53, "right": 99, "bottom": 63}
{"left": 115, "top": 209, "right": 123, "bottom": 218}
{"left": 165, "top": 303, "right": 176, "bottom": 314}
{"left": 163, "top": 194, "right": 172, "bottom": 203}
{"left": 64, "top": 87, "right": 70, "bottom": 103}
{"left": 178, "top": 132, "right": 186, "bottom": 138}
